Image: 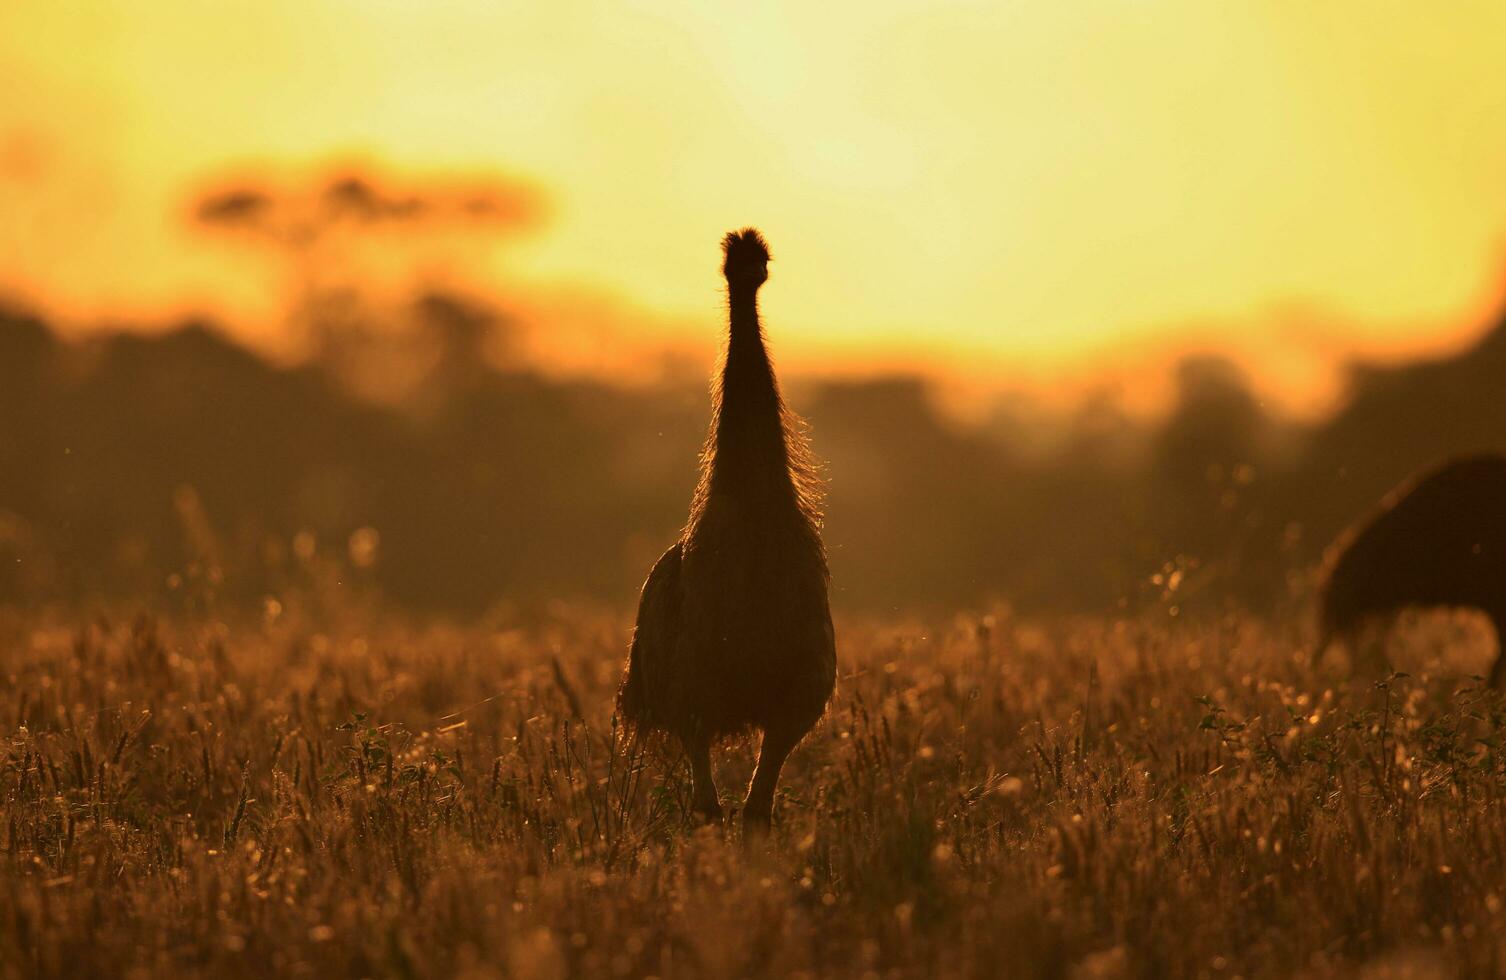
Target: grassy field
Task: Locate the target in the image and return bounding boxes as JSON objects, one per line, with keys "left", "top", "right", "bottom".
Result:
{"left": 2, "top": 601, "right": 1505, "bottom": 979}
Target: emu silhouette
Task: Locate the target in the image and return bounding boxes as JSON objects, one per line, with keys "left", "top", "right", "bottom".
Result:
{"left": 619, "top": 228, "right": 835, "bottom": 832}
{"left": 1320, "top": 453, "right": 1506, "bottom": 688}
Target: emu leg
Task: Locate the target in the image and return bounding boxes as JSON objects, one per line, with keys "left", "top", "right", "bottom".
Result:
{"left": 687, "top": 735, "right": 723, "bottom": 823}
{"left": 743, "top": 725, "right": 800, "bottom": 834}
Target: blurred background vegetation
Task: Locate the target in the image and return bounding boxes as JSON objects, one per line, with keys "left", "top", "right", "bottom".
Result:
{"left": 6, "top": 169, "right": 1506, "bottom": 619}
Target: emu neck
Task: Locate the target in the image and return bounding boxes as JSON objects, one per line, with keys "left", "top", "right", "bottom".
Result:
{"left": 708, "top": 285, "right": 795, "bottom": 507}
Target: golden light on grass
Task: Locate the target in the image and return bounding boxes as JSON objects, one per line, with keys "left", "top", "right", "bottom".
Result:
{"left": 4, "top": 606, "right": 1506, "bottom": 975}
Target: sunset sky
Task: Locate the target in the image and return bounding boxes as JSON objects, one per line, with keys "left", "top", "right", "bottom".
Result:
{"left": 4, "top": 1, "right": 1506, "bottom": 411}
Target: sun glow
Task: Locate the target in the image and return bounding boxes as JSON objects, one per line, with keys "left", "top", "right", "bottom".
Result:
{"left": 3, "top": 1, "right": 1506, "bottom": 410}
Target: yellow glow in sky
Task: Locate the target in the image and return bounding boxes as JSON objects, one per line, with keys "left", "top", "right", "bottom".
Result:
{"left": 3, "top": 1, "right": 1506, "bottom": 406}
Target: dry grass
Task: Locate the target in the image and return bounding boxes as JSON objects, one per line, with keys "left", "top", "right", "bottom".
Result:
{"left": 2, "top": 602, "right": 1506, "bottom": 979}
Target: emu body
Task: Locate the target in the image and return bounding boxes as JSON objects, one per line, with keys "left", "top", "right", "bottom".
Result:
{"left": 1320, "top": 453, "right": 1506, "bottom": 687}
{"left": 619, "top": 228, "right": 835, "bottom": 831}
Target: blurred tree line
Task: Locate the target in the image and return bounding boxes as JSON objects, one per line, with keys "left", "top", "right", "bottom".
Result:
{"left": 6, "top": 290, "right": 1506, "bottom": 619}
{"left": 4, "top": 169, "right": 1506, "bottom": 618}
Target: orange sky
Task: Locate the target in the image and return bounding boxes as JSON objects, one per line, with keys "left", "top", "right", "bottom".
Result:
{"left": 4, "top": 1, "right": 1506, "bottom": 413}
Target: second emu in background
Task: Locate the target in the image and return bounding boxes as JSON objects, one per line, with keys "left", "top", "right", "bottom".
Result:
{"left": 1320, "top": 453, "right": 1506, "bottom": 687}
{"left": 619, "top": 228, "right": 836, "bottom": 833}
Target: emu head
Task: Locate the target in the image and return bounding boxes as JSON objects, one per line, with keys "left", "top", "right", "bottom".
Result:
{"left": 1317, "top": 529, "right": 1398, "bottom": 655}
{"left": 1317, "top": 518, "right": 1463, "bottom": 654}
{"left": 722, "top": 227, "right": 770, "bottom": 290}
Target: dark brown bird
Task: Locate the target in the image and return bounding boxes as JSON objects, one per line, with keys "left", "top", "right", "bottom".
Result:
{"left": 618, "top": 227, "right": 835, "bottom": 832}
{"left": 1319, "top": 453, "right": 1506, "bottom": 687}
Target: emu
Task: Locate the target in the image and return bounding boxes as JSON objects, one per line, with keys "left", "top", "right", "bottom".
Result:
{"left": 618, "top": 228, "right": 835, "bottom": 833}
{"left": 1319, "top": 453, "right": 1506, "bottom": 688}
